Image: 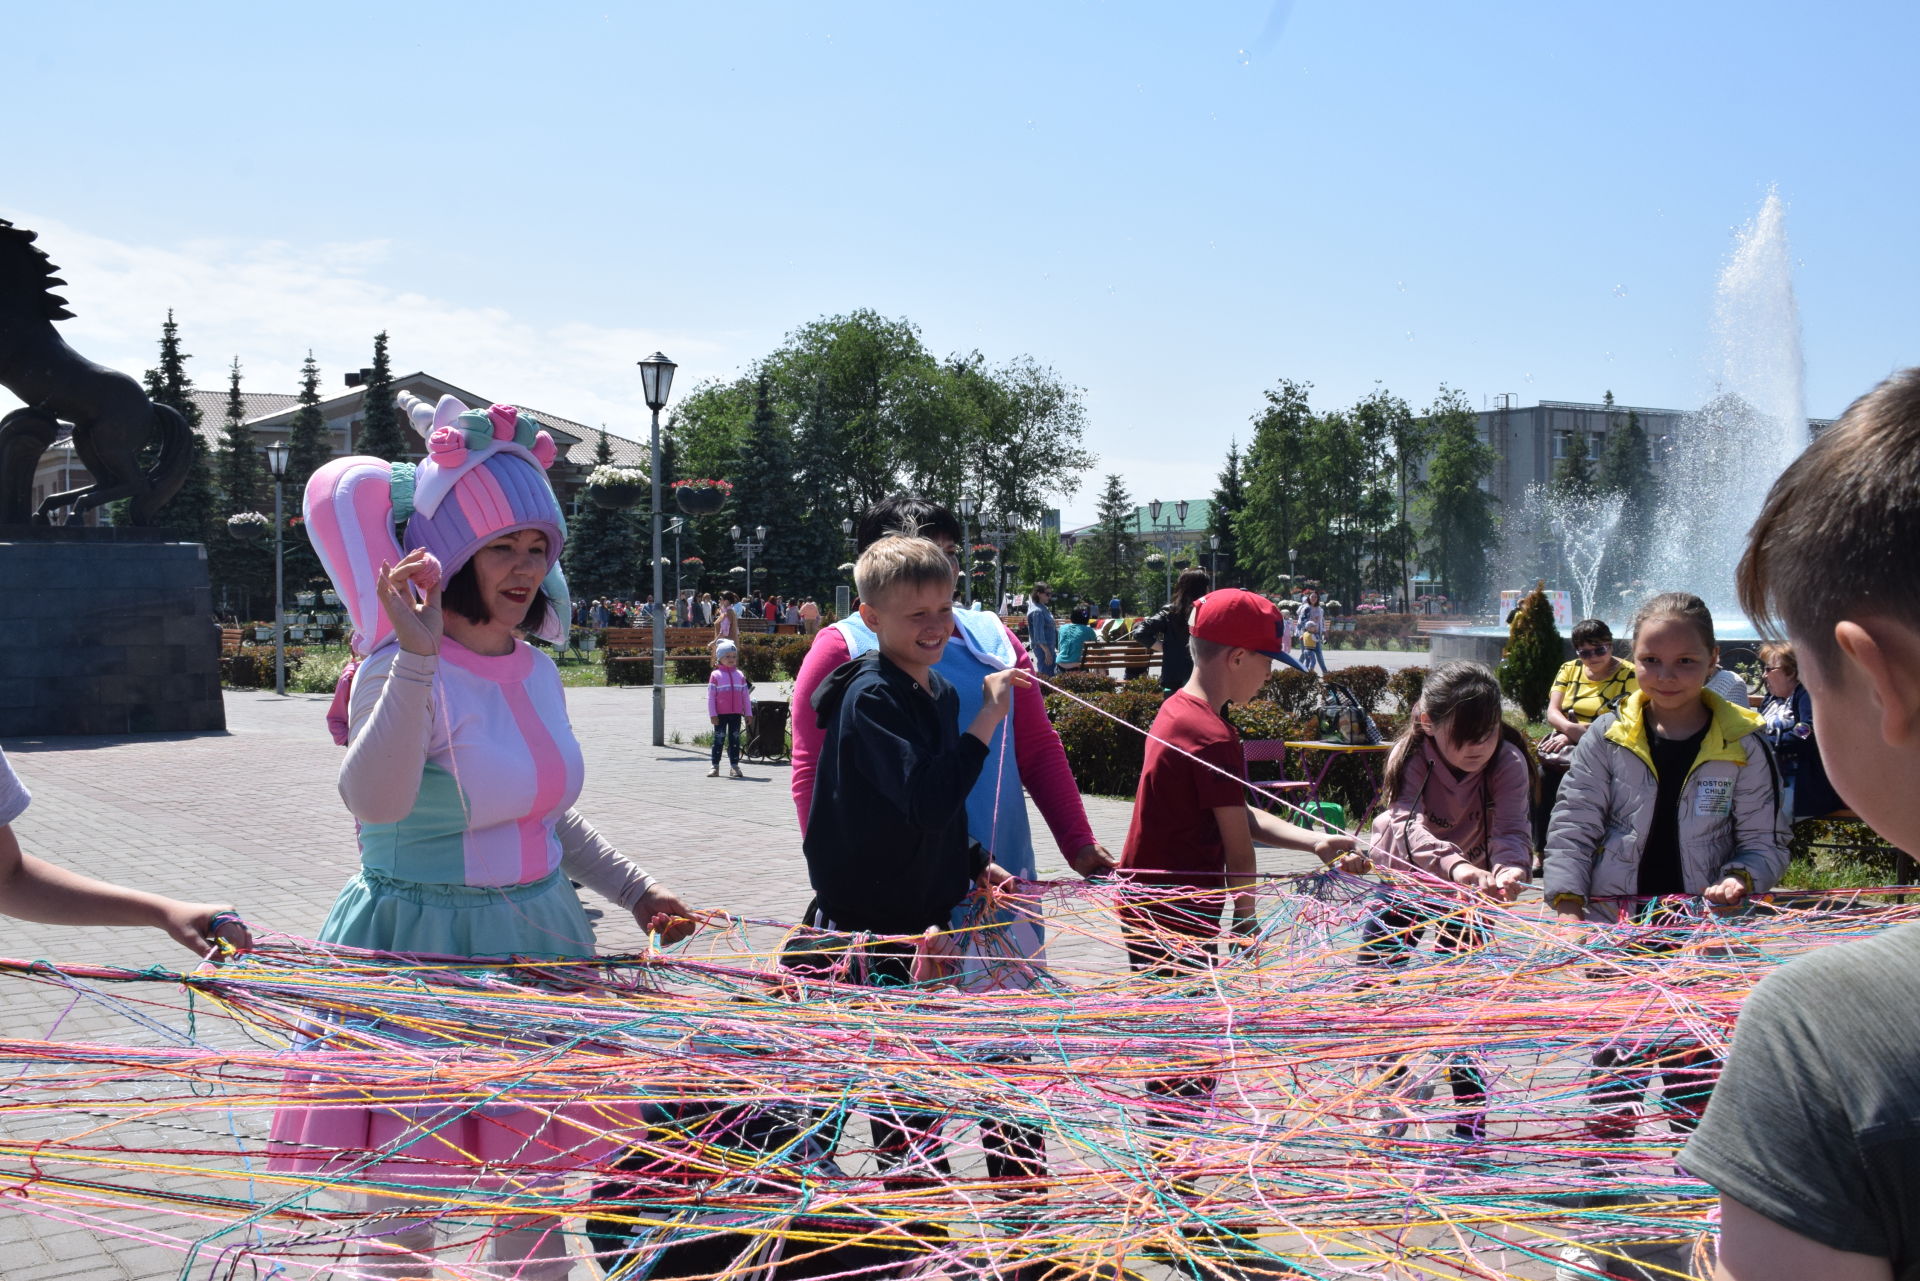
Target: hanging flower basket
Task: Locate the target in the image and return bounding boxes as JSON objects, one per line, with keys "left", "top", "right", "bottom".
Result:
{"left": 227, "top": 511, "right": 269, "bottom": 542}
{"left": 970, "top": 543, "right": 997, "bottom": 564}
{"left": 838, "top": 562, "right": 856, "bottom": 579}
{"left": 585, "top": 465, "right": 649, "bottom": 510}
{"left": 673, "top": 478, "right": 732, "bottom": 515}
{"left": 1144, "top": 553, "right": 1166, "bottom": 569}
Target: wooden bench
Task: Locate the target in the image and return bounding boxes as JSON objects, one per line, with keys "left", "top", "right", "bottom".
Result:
{"left": 1079, "top": 642, "right": 1160, "bottom": 679}
{"left": 219, "top": 627, "right": 246, "bottom": 655}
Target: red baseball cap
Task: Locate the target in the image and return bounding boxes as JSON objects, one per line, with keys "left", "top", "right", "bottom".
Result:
{"left": 1189, "top": 589, "right": 1303, "bottom": 668}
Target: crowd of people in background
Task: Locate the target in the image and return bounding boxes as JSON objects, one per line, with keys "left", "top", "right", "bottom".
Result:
{"left": 570, "top": 590, "right": 825, "bottom": 634}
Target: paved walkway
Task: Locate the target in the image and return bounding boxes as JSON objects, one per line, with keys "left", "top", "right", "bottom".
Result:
{"left": 0, "top": 648, "right": 1425, "bottom": 1278}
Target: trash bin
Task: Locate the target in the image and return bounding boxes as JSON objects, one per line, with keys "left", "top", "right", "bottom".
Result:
{"left": 745, "top": 700, "right": 790, "bottom": 762}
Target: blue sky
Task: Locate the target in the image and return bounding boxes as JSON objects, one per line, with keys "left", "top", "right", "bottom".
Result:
{"left": 7, "top": 1, "right": 1916, "bottom": 524}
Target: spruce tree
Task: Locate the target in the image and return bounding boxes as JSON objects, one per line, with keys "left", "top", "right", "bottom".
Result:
{"left": 562, "top": 429, "right": 643, "bottom": 602}
{"left": 286, "top": 351, "right": 331, "bottom": 484}
{"left": 124, "top": 310, "right": 219, "bottom": 540}
{"left": 1555, "top": 429, "right": 1597, "bottom": 493}
{"left": 1207, "top": 440, "right": 1245, "bottom": 587}
{"left": 355, "top": 331, "right": 411, "bottom": 462}
{"left": 1074, "top": 473, "right": 1142, "bottom": 612}
{"left": 216, "top": 357, "right": 263, "bottom": 514}
{"left": 1598, "top": 408, "right": 1655, "bottom": 590}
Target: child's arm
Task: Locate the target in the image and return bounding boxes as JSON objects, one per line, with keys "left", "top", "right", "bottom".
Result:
{"left": 1245, "top": 807, "right": 1369, "bottom": 873}
{"left": 707, "top": 672, "right": 721, "bottom": 722}
{"left": 1708, "top": 738, "right": 1795, "bottom": 905}
{"left": 1214, "top": 805, "right": 1263, "bottom": 929}
{"left": 1484, "top": 742, "right": 1536, "bottom": 899}
{"left": 0, "top": 823, "right": 250, "bottom": 956}
{"left": 1542, "top": 723, "right": 1615, "bottom": 921}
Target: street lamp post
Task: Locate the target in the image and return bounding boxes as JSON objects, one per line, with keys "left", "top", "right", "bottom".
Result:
{"left": 263, "top": 440, "right": 291, "bottom": 696}
{"left": 637, "top": 353, "right": 677, "bottom": 748}
{"left": 667, "top": 518, "right": 685, "bottom": 617}
{"left": 841, "top": 517, "right": 855, "bottom": 559}
{"left": 1147, "top": 500, "right": 1188, "bottom": 607}
{"left": 1288, "top": 545, "right": 1298, "bottom": 595}
{"left": 730, "top": 524, "right": 767, "bottom": 604}
{"left": 1209, "top": 533, "right": 1220, "bottom": 582}
{"left": 956, "top": 498, "right": 976, "bottom": 605}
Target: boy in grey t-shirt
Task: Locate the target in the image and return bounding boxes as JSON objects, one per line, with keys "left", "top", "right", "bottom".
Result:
{"left": 1683, "top": 367, "right": 1920, "bottom": 1278}
{"left": 0, "top": 748, "right": 250, "bottom": 956}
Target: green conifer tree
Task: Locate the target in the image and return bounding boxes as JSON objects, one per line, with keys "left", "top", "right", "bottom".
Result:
{"left": 122, "top": 311, "right": 218, "bottom": 540}
{"left": 562, "top": 429, "right": 643, "bottom": 602}
{"left": 1074, "top": 473, "right": 1142, "bottom": 612}
{"left": 1207, "top": 440, "right": 1245, "bottom": 586}
{"left": 1498, "top": 581, "right": 1563, "bottom": 721}
{"left": 207, "top": 357, "right": 271, "bottom": 614}
{"left": 354, "top": 331, "right": 411, "bottom": 462}
{"left": 281, "top": 351, "right": 332, "bottom": 595}
{"left": 216, "top": 357, "right": 263, "bottom": 514}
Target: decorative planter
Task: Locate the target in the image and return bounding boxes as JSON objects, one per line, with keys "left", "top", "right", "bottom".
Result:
{"left": 296, "top": 591, "right": 317, "bottom": 607}
{"left": 228, "top": 521, "right": 266, "bottom": 542}
{"left": 322, "top": 590, "right": 341, "bottom": 606}
{"left": 675, "top": 486, "right": 727, "bottom": 516}
{"left": 589, "top": 482, "right": 645, "bottom": 510}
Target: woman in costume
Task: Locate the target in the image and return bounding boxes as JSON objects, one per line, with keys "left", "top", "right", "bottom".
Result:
{"left": 270, "top": 393, "right": 694, "bottom": 1279}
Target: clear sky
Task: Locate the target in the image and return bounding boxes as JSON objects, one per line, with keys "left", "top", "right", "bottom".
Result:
{"left": 6, "top": 1, "right": 1916, "bottom": 525}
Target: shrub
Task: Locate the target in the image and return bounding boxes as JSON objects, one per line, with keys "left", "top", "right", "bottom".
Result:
{"left": 1122, "top": 675, "right": 1165, "bottom": 697}
{"left": 1786, "top": 817, "right": 1903, "bottom": 881}
{"left": 1257, "top": 667, "right": 1323, "bottom": 719}
{"left": 1386, "top": 666, "right": 1429, "bottom": 715}
{"left": 289, "top": 649, "right": 353, "bottom": 694}
{"left": 605, "top": 656, "right": 651, "bottom": 685}
{"left": 673, "top": 651, "right": 714, "bottom": 685}
{"left": 1337, "top": 664, "right": 1391, "bottom": 715}
{"left": 221, "top": 647, "right": 309, "bottom": 688}
{"left": 737, "top": 642, "right": 779, "bottom": 684}
{"left": 1047, "top": 671, "right": 1119, "bottom": 698}
{"left": 1049, "top": 690, "right": 1165, "bottom": 796}
{"left": 1498, "top": 582, "right": 1561, "bottom": 721}
{"left": 775, "top": 637, "right": 813, "bottom": 679}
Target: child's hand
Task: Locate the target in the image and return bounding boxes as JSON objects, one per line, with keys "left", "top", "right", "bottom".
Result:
{"left": 1539, "top": 732, "right": 1569, "bottom": 755}
{"left": 162, "top": 903, "right": 252, "bottom": 959}
{"left": 1449, "top": 862, "right": 1492, "bottom": 893}
{"left": 1702, "top": 876, "right": 1749, "bottom": 907}
{"left": 1487, "top": 865, "right": 1528, "bottom": 902}
{"left": 710, "top": 716, "right": 718, "bottom": 726}
{"left": 1314, "top": 834, "right": 1370, "bottom": 875}
{"left": 1068, "top": 842, "right": 1117, "bottom": 878}
{"left": 980, "top": 669, "right": 1032, "bottom": 720}
{"left": 632, "top": 884, "right": 699, "bottom": 944}
{"left": 1554, "top": 905, "right": 1588, "bottom": 933}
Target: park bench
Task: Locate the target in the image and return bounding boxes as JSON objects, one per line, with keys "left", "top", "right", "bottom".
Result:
{"left": 219, "top": 627, "right": 246, "bottom": 655}
{"left": 1079, "top": 642, "right": 1159, "bottom": 679}
{"left": 601, "top": 627, "right": 708, "bottom": 679}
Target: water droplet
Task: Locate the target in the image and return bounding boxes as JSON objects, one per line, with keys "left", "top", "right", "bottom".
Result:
{"left": 1612, "top": 284, "right": 1628, "bottom": 298}
{"left": 1523, "top": 372, "right": 1535, "bottom": 383}
{"left": 1604, "top": 351, "right": 1616, "bottom": 362}
{"left": 1396, "top": 280, "right": 1407, "bottom": 292}
{"left": 1237, "top": 48, "right": 1250, "bottom": 66}
{"left": 1025, "top": 119, "right": 1036, "bottom": 130}
{"left": 1405, "top": 331, "right": 1415, "bottom": 342}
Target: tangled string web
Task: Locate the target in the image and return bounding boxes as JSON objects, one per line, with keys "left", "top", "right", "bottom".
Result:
{"left": 3, "top": 877, "right": 1909, "bottom": 1280}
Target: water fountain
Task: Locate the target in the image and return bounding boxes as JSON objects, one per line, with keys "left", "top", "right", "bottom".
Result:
{"left": 1432, "top": 189, "right": 1805, "bottom": 669}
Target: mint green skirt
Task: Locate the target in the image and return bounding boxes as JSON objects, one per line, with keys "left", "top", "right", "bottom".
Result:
{"left": 318, "top": 867, "right": 597, "bottom": 960}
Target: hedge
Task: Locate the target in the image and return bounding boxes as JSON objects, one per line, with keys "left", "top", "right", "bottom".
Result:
{"left": 222, "top": 647, "right": 310, "bottom": 688}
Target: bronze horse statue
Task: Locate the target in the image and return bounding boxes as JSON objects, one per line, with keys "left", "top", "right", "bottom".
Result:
{"left": 0, "top": 218, "right": 192, "bottom": 526}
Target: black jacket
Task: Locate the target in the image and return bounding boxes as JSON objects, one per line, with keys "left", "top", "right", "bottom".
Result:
{"left": 1131, "top": 603, "right": 1194, "bottom": 692}
{"left": 1762, "top": 684, "right": 1843, "bottom": 820}
{"left": 804, "top": 650, "right": 990, "bottom": 934}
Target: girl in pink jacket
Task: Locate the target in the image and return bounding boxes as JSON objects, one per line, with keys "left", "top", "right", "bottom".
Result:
{"left": 1361, "top": 661, "right": 1539, "bottom": 1140}
{"left": 707, "top": 641, "right": 752, "bottom": 778}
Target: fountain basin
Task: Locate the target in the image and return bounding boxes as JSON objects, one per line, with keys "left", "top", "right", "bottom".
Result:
{"left": 1427, "top": 615, "right": 1768, "bottom": 670}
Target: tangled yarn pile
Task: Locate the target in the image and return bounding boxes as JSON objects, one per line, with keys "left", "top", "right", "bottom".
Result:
{"left": 2, "top": 875, "right": 1906, "bottom": 1279}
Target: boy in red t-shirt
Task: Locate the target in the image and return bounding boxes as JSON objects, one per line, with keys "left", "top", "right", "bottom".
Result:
{"left": 1119, "top": 588, "right": 1368, "bottom": 973}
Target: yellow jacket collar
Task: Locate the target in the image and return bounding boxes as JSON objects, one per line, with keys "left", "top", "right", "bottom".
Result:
{"left": 1604, "top": 688, "right": 1761, "bottom": 775}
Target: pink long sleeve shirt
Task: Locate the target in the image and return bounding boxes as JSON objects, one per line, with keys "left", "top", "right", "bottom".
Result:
{"left": 708, "top": 665, "right": 752, "bottom": 718}
{"left": 1367, "top": 736, "right": 1533, "bottom": 879}
{"left": 790, "top": 622, "right": 1097, "bottom": 864}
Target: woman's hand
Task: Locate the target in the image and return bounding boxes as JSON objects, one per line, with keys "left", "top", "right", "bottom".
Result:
{"left": 1068, "top": 842, "right": 1117, "bottom": 878}
{"left": 1449, "top": 862, "right": 1492, "bottom": 893}
{"left": 1563, "top": 722, "right": 1588, "bottom": 743}
{"left": 377, "top": 550, "right": 444, "bottom": 656}
{"left": 632, "top": 884, "right": 699, "bottom": 944}
{"left": 1702, "top": 876, "right": 1749, "bottom": 908}
{"left": 1539, "top": 732, "right": 1570, "bottom": 756}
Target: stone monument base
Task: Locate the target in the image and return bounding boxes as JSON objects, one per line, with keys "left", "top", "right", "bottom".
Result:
{"left": 0, "top": 527, "right": 226, "bottom": 737}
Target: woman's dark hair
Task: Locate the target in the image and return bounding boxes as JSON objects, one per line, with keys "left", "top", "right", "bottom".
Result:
{"left": 1631, "top": 591, "right": 1717, "bottom": 652}
{"left": 856, "top": 495, "right": 964, "bottom": 553}
{"left": 1570, "top": 618, "right": 1614, "bottom": 650}
{"left": 442, "top": 557, "right": 550, "bottom": 636}
{"left": 1381, "top": 661, "right": 1538, "bottom": 805}
{"left": 1070, "top": 606, "right": 1089, "bottom": 624}
{"left": 1173, "top": 569, "right": 1212, "bottom": 614}
{"left": 722, "top": 590, "right": 738, "bottom": 603}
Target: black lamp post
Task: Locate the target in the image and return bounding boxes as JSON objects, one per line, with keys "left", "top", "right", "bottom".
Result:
{"left": 637, "top": 352, "right": 677, "bottom": 747}
{"left": 730, "top": 524, "right": 767, "bottom": 601}
{"left": 263, "top": 440, "right": 291, "bottom": 696}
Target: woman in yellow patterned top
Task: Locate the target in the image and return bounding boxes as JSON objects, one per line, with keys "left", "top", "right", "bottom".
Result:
{"left": 1532, "top": 618, "right": 1638, "bottom": 859}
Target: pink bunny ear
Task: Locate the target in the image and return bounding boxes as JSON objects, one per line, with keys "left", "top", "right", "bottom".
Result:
{"left": 304, "top": 456, "right": 404, "bottom": 656}
{"left": 530, "top": 430, "right": 556, "bottom": 469}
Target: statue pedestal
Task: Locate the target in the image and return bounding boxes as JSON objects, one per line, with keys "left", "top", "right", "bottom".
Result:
{"left": 0, "top": 527, "right": 227, "bottom": 737}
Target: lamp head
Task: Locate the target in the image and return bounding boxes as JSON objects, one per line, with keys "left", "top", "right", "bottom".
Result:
{"left": 636, "top": 352, "right": 677, "bottom": 412}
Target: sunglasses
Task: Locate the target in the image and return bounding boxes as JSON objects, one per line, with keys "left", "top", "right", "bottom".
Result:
{"left": 1575, "top": 645, "right": 1612, "bottom": 659}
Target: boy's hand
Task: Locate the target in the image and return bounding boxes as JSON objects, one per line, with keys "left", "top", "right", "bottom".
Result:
{"left": 633, "top": 884, "right": 699, "bottom": 944}
{"left": 980, "top": 669, "right": 1032, "bottom": 719}
{"left": 1702, "top": 876, "right": 1749, "bottom": 907}
{"left": 1313, "top": 834, "right": 1369, "bottom": 875}
{"left": 163, "top": 903, "right": 253, "bottom": 958}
